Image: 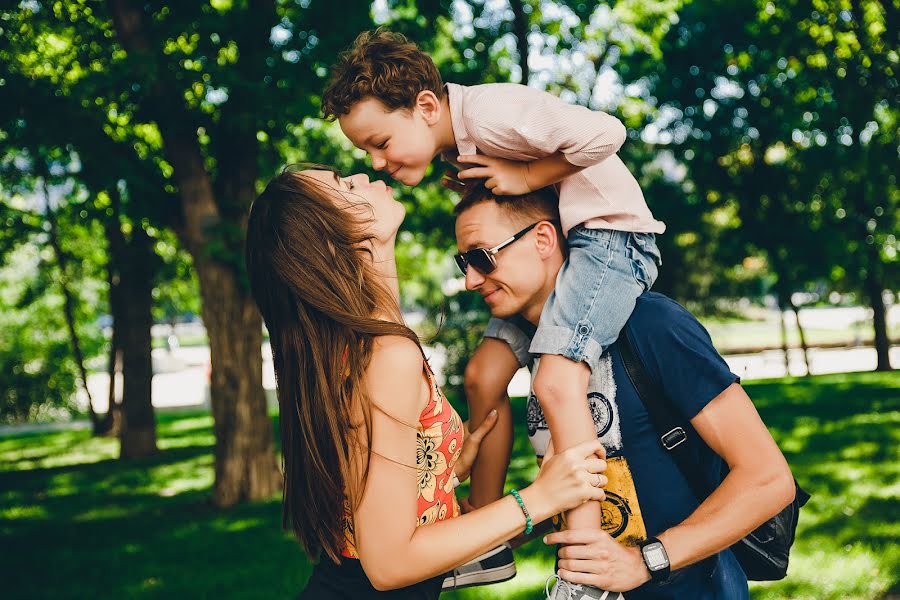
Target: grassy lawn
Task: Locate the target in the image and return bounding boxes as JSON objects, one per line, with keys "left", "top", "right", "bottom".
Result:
{"left": 1, "top": 371, "right": 897, "bottom": 599}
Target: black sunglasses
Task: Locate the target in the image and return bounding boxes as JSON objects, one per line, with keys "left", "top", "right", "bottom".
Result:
{"left": 454, "top": 223, "right": 539, "bottom": 275}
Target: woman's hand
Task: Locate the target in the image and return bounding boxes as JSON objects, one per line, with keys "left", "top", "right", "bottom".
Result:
{"left": 524, "top": 439, "right": 607, "bottom": 520}
{"left": 453, "top": 409, "right": 499, "bottom": 484}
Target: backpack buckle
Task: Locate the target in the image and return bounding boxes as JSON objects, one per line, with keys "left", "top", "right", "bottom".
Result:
{"left": 661, "top": 427, "right": 687, "bottom": 450}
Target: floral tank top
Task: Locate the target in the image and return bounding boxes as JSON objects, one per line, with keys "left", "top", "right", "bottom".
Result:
{"left": 340, "top": 363, "right": 463, "bottom": 559}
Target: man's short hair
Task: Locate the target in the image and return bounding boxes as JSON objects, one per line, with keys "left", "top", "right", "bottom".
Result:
{"left": 454, "top": 183, "right": 562, "bottom": 236}
{"left": 321, "top": 29, "right": 444, "bottom": 120}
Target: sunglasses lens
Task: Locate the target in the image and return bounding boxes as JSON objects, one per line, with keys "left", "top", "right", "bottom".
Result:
{"left": 454, "top": 254, "right": 468, "bottom": 274}
{"left": 467, "top": 250, "right": 495, "bottom": 274}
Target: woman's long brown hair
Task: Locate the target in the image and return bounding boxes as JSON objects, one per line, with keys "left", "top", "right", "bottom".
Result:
{"left": 245, "top": 167, "right": 421, "bottom": 563}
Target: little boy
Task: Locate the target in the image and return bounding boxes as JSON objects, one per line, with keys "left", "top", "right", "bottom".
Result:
{"left": 322, "top": 30, "right": 663, "bottom": 600}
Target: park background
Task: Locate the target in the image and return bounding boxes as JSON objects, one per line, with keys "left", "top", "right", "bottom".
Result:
{"left": 0, "top": 0, "right": 897, "bottom": 598}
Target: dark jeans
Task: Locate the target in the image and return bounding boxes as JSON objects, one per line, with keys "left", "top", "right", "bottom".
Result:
{"left": 299, "top": 556, "right": 443, "bottom": 600}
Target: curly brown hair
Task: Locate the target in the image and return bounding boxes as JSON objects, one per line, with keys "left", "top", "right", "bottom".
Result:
{"left": 321, "top": 29, "right": 444, "bottom": 120}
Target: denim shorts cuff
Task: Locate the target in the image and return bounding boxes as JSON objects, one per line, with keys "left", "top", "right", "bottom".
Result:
{"left": 528, "top": 325, "right": 604, "bottom": 368}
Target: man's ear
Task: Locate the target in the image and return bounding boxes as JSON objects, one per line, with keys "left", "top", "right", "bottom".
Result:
{"left": 534, "top": 221, "right": 560, "bottom": 260}
{"left": 415, "top": 90, "right": 442, "bottom": 125}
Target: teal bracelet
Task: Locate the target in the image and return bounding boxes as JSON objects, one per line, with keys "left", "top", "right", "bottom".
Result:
{"left": 509, "top": 489, "right": 533, "bottom": 535}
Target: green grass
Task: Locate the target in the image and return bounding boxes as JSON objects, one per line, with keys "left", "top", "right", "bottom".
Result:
{"left": 1, "top": 372, "right": 897, "bottom": 599}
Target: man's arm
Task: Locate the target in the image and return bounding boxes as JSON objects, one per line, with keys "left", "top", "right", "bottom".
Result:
{"left": 546, "top": 382, "right": 796, "bottom": 592}
{"left": 656, "top": 382, "right": 795, "bottom": 569}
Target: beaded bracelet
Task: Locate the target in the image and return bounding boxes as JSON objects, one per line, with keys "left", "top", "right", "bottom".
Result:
{"left": 509, "top": 489, "right": 533, "bottom": 535}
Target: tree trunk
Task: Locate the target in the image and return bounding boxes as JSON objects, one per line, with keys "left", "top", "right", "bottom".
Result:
{"left": 777, "top": 298, "right": 790, "bottom": 375}
{"left": 865, "top": 256, "right": 892, "bottom": 371}
{"left": 102, "top": 335, "right": 121, "bottom": 436}
{"left": 787, "top": 296, "right": 811, "bottom": 376}
{"left": 118, "top": 224, "right": 159, "bottom": 459}
{"left": 509, "top": 0, "right": 530, "bottom": 85}
{"left": 199, "top": 264, "right": 279, "bottom": 506}
{"left": 99, "top": 189, "right": 126, "bottom": 436}
{"left": 42, "top": 181, "right": 101, "bottom": 432}
{"left": 109, "top": 0, "right": 280, "bottom": 503}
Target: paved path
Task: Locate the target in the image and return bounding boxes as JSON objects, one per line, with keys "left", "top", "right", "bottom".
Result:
{"left": 85, "top": 343, "right": 898, "bottom": 412}
{"left": 3, "top": 344, "right": 895, "bottom": 437}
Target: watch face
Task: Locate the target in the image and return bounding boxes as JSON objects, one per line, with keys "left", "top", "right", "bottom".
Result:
{"left": 642, "top": 542, "right": 669, "bottom": 570}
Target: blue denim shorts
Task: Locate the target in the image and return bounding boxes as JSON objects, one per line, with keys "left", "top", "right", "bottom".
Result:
{"left": 526, "top": 226, "right": 661, "bottom": 366}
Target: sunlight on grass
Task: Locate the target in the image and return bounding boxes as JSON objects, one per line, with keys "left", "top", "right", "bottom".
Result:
{"left": 0, "top": 370, "right": 896, "bottom": 599}
{"left": 0, "top": 430, "right": 119, "bottom": 471}
{"left": 742, "top": 371, "right": 899, "bottom": 600}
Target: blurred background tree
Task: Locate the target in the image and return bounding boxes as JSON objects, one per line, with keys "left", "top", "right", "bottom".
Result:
{"left": 0, "top": 0, "right": 895, "bottom": 504}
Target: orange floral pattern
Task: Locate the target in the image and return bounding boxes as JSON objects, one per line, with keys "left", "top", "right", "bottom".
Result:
{"left": 341, "top": 363, "right": 462, "bottom": 558}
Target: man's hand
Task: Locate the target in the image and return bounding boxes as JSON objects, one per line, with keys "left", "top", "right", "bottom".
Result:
{"left": 453, "top": 409, "right": 499, "bottom": 484}
{"left": 544, "top": 529, "right": 651, "bottom": 593}
{"left": 456, "top": 155, "right": 532, "bottom": 195}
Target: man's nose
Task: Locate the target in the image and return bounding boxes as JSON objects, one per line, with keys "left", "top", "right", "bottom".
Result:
{"left": 465, "top": 266, "right": 485, "bottom": 290}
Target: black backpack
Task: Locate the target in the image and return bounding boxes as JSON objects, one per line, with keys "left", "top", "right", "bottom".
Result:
{"left": 618, "top": 328, "right": 810, "bottom": 581}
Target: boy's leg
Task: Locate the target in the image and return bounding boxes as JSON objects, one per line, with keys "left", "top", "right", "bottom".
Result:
{"left": 465, "top": 337, "right": 520, "bottom": 508}
{"left": 443, "top": 320, "right": 528, "bottom": 593}
{"left": 530, "top": 228, "right": 657, "bottom": 600}
{"left": 532, "top": 357, "right": 600, "bottom": 530}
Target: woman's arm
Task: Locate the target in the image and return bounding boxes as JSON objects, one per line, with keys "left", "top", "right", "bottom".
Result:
{"left": 352, "top": 336, "right": 606, "bottom": 591}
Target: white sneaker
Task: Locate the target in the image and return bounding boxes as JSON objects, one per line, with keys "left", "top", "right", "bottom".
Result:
{"left": 545, "top": 574, "right": 624, "bottom": 600}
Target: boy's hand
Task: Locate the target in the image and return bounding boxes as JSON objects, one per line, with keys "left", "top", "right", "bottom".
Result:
{"left": 457, "top": 155, "right": 532, "bottom": 195}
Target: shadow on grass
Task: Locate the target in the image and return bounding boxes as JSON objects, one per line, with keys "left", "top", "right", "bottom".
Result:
{"left": 0, "top": 412, "right": 300, "bottom": 600}
{"left": 742, "top": 372, "right": 899, "bottom": 599}
{"left": 1, "top": 372, "right": 897, "bottom": 599}
{"left": 447, "top": 372, "right": 900, "bottom": 600}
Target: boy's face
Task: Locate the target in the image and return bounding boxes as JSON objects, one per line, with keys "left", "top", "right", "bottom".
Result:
{"left": 338, "top": 97, "right": 439, "bottom": 187}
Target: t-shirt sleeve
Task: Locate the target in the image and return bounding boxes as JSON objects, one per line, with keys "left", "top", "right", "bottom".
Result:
{"left": 483, "top": 316, "right": 535, "bottom": 368}
{"left": 624, "top": 295, "right": 739, "bottom": 422}
{"left": 466, "top": 84, "right": 627, "bottom": 167}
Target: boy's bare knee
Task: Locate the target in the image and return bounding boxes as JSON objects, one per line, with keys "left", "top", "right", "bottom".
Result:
{"left": 464, "top": 357, "right": 488, "bottom": 398}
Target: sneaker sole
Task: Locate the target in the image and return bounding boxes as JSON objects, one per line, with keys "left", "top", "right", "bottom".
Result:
{"left": 441, "top": 563, "right": 517, "bottom": 591}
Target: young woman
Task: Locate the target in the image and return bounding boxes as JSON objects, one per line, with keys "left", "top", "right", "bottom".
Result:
{"left": 245, "top": 167, "right": 608, "bottom": 599}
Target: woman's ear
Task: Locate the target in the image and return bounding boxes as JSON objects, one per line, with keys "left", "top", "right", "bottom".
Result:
{"left": 415, "top": 90, "right": 442, "bottom": 125}
{"left": 534, "top": 221, "right": 561, "bottom": 260}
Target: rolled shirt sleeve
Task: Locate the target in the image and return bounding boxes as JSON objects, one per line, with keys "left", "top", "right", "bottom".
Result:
{"left": 463, "top": 83, "right": 627, "bottom": 167}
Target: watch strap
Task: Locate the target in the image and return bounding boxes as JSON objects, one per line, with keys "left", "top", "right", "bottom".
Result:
{"left": 640, "top": 536, "right": 671, "bottom": 583}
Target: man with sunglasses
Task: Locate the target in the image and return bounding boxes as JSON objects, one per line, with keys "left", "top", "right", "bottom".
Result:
{"left": 449, "top": 184, "right": 795, "bottom": 599}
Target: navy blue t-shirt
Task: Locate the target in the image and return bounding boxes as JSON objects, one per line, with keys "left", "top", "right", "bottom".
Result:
{"left": 506, "top": 293, "right": 749, "bottom": 599}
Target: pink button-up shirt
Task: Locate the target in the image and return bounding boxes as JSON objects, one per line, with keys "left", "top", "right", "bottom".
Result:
{"left": 445, "top": 82, "right": 665, "bottom": 236}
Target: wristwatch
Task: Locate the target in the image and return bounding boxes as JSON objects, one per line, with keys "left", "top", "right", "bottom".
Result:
{"left": 639, "top": 537, "right": 671, "bottom": 583}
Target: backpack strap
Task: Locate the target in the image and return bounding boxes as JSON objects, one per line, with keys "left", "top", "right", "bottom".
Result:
{"left": 618, "top": 327, "right": 715, "bottom": 500}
